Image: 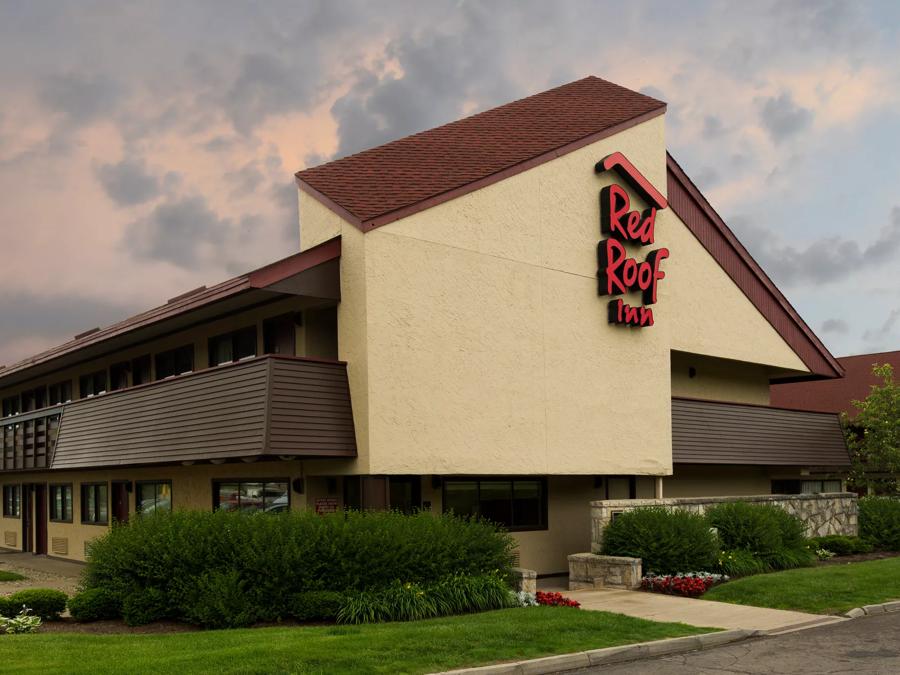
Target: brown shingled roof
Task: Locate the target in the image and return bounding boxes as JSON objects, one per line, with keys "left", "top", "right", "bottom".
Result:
{"left": 296, "top": 76, "right": 665, "bottom": 230}
{"left": 771, "top": 350, "right": 900, "bottom": 415}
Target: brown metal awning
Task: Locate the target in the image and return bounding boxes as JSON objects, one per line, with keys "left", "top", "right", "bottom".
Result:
{"left": 672, "top": 397, "right": 850, "bottom": 466}
{"left": 1, "top": 355, "right": 356, "bottom": 472}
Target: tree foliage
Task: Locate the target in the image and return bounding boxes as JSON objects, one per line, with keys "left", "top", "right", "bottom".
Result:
{"left": 845, "top": 364, "right": 900, "bottom": 494}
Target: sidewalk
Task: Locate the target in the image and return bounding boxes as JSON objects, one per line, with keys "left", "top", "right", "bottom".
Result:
{"left": 567, "top": 587, "right": 845, "bottom": 633}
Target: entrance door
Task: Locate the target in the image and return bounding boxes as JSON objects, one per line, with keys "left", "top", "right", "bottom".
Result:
{"left": 33, "top": 484, "right": 47, "bottom": 554}
{"left": 21, "top": 484, "right": 33, "bottom": 553}
{"left": 112, "top": 482, "right": 130, "bottom": 524}
{"left": 388, "top": 476, "right": 422, "bottom": 514}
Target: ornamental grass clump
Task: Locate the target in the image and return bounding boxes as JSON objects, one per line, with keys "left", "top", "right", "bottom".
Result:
{"left": 707, "top": 502, "right": 814, "bottom": 572}
{"left": 600, "top": 507, "right": 719, "bottom": 574}
{"left": 82, "top": 509, "right": 515, "bottom": 627}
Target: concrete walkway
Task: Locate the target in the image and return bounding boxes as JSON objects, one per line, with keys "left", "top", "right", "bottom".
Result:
{"left": 567, "top": 588, "right": 846, "bottom": 633}
{"left": 0, "top": 550, "right": 84, "bottom": 596}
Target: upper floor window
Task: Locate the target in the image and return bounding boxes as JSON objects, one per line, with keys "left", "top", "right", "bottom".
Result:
{"left": 2, "top": 484, "right": 21, "bottom": 518}
{"left": 155, "top": 345, "right": 194, "bottom": 380}
{"left": 209, "top": 327, "right": 257, "bottom": 367}
{"left": 110, "top": 361, "right": 130, "bottom": 391}
{"left": 1, "top": 395, "right": 20, "bottom": 418}
{"left": 21, "top": 387, "right": 46, "bottom": 412}
{"left": 79, "top": 370, "right": 108, "bottom": 398}
{"left": 132, "top": 354, "right": 152, "bottom": 386}
{"left": 48, "top": 380, "right": 73, "bottom": 406}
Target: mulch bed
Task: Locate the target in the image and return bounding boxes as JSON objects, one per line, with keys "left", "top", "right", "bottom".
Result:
{"left": 38, "top": 619, "right": 199, "bottom": 634}
{"left": 817, "top": 551, "right": 900, "bottom": 565}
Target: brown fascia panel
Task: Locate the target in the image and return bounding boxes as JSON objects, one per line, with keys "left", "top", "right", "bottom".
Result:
{"left": 666, "top": 153, "right": 843, "bottom": 380}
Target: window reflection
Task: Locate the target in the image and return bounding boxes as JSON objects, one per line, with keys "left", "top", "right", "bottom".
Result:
{"left": 213, "top": 480, "right": 289, "bottom": 513}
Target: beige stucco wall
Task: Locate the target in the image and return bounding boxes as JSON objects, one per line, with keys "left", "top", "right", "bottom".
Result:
{"left": 664, "top": 464, "right": 773, "bottom": 498}
{"left": 298, "top": 113, "right": 810, "bottom": 477}
{"left": 670, "top": 352, "right": 771, "bottom": 405}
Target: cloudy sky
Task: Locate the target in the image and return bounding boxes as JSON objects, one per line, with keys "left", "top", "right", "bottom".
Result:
{"left": 2, "top": 0, "right": 899, "bottom": 366}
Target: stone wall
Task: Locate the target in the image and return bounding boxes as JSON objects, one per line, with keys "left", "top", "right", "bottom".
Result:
{"left": 591, "top": 493, "right": 858, "bottom": 551}
{"left": 568, "top": 553, "right": 642, "bottom": 590}
{"left": 510, "top": 567, "right": 537, "bottom": 594}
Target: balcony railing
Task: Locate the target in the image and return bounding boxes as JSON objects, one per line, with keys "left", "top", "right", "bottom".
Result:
{"left": 1, "top": 408, "right": 62, "bottom": 471}
{"left": 0, "top": 355, "right": 356, "bottom": 473}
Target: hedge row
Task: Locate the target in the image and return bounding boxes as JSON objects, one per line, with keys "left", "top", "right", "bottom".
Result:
{"left": 82, "top": 509, "right": 515, "bottom": 626}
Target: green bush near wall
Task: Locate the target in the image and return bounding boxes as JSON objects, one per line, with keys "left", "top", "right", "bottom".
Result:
{"left": 859, "top": 497, "right": 900, "bottom": 551}
{"left": 0, "top": 589, "right": 68, "bottom": 620}
{"left": 82, "top": 510, "right": 515, "bottom": 627}
{"left": 707, "top": 502, "right": 815, "bottom": 572}
{"left": 600, "top": 507, "right": 720, "bottom": 574}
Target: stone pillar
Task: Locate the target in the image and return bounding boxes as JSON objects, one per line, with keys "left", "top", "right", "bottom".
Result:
{"left": 511, "top": 567, "right": 537, "bottom": 594}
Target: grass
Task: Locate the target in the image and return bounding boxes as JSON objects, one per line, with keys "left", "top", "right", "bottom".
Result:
{"left": 0, "top": 570, "right": 26, "bottom": 582}
{"left": 704, "top": 557, "right": 900, "bottom": 614}
{"left": 0, "top": 607, "right": 713, "bottom": 675}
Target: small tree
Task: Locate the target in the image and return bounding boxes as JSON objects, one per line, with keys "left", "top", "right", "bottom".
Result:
{"left": 844, "top": 364, "right": 900, "bottom": 495}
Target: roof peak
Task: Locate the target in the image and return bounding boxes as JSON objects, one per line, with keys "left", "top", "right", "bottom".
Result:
{"left": 296, "top": 76, "right": 665, "bottom": 230}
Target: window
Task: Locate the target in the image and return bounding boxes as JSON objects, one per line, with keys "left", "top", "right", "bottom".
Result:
{"left": 21, "top": 387, "right": 46, "bottom": 412}
{"left": 49, "top": 484, "right": 73, "bottom": 522}
{"left": 110, "top": 361, "right": 130, "bottom": 391}
{"left": 3, "top": 484, "right": 21, "bottom": 517}
{"left": 79, "top": 370, "right": 108, "bottom": 398}
{"left": 81, "top": 483, "right": 109, "bottom": 524}
{"left": 137, "top": 481, "right": 172, "bottom": 515}
{"left": 442, "top": 478, "right": 547, "bottom": 531}
{"left": 132, "top": 355, "right": 152, "bottom": 386}
{"left": 48, "top": 380, "right": 73, "bottom": 406}
{"left": 155, "top": 345, "right": 194, "bottom": 380}
{"left": 208, "top": 326, "right": 257, "bottom": 367}
{"left": 213, "top": 480, "right": 289, "bottom": 513}
{"left": 2, "top": 395, "right": 20, "bottom": 418}
{"left": 772, "top": 479, "right": 843, "bottom": 495}
{"left": 263, "top": 314, "right": 298, "bottom": 356}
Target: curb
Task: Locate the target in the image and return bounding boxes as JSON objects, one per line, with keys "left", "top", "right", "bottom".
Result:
{"left": 843, "top": 600, "right": 900, "bottom": 618}
{"left": 438, "top": 628, "right": 760, "bottom": 674}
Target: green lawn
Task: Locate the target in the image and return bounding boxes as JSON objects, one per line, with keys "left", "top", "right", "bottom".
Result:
{"left": 0, "top": 607, "right": 713, "bottom": 675}
{"left": 704, "top": 557, "right": 900, "bottom": 614}
{"left": 0, "top": 570, "right": 26, "bottom": 581}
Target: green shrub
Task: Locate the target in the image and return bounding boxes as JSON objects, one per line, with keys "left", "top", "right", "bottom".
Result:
{"left": 0, "top": 596, "right": 12, "bottom": 616}
{"left": 716, "top": 549, "right": 767, "bottom": 577}
{"left": 4, "top": 589, "right": 68, "bottom": 620}
{"left": 808, "top": 535, "right": 874, "bottom": 556}
{"left": 67, "top": 588, "right": 121, "bottom": 622}
{"left": 289, "top": 591, "right": 345, "bottom": 621}
{"left": 707, "top": 502, "right": 812, "bottom": 571}
{"left": 859, "top": 497, "right": 900, "bottom": 551}
{"left": 122, "top": 588, "right": 169, "bottom": 626}
{"left": 0, "top": 570, "right": 26, "bottom": 582}
{"left": 601, "top": 507, "right": 719, "bottom": 574}
{"left": 83, "top": 509, "right": 515, "bottom": 628}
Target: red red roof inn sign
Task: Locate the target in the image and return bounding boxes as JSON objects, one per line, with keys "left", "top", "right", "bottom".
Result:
{"left": 596, "top": 152, "right": 669, "bottom": 328}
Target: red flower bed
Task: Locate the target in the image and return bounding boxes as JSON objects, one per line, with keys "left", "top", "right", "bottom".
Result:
{"left": 535, "top": 591, "right": 580, "bottom": 608}
{"left": 640, "top": 573, "right": 719, "bottom": 598}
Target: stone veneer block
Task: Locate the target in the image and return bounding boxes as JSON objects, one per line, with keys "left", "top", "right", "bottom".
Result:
{"left": 568, "top": 553, "right": 642, "bottom": 590}
{"left": 511, "top": 567, "right": 537, "bottom": 594}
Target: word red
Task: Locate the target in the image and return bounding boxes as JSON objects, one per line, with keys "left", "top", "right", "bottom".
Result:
{"left": 597, "top": 182, "right": 669, "bottom": 328}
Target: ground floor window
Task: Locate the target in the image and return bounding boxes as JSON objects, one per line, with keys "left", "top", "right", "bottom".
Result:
{"left": 2, "top": 484, "right": 21, "bottom": 517}
{"left": 772, "top": 479, "right": 842, "bottom": 494}
{"left": 81, "top": 483, "right": 109, "bottom": 524}
{"left": 213, "top": 480, "right": 289, "bottom": 513}
{"left": 49, "top": 484, "right": 73, "bottom": 522}
{"left": 137, "top": 481, "right": 172, "bottom": 515}
{"left": 442, "top": 478, "right": 547, "bottom": 531}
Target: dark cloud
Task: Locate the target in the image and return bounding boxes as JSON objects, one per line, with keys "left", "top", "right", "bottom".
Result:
{"left": 95, "top": 158, "right": 167, "bottom": 207}
{"left": 759, "top": 92, "right": 813, "bottom": 143}
{"left": 735, "top": 207, "right": 900, "bottom": 287}
{"left": 821, "top": 318, "right": 849, "bottom": 334}
{"left": 123, "top": 196, "right": 230, "bottom": 266}
{"left": 862, "top": 308, "right": 900, "bottom": 346}
{"left": 225, "top": 162, "right": 265, "bottom": 199}
{"left": 702, "top": 115, "right": 725, "bottom": 139}
{"left": 39, "top": 72, "right": 121, "bottom": 124}
{"left": 0, "top": 292, "right": 132, "bottom": 366}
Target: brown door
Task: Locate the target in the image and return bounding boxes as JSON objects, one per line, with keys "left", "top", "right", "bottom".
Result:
{"left": 21, "top": 485, "right": 33, "bottom": 553}
{"left": 33, "top": 484, "right": 47, "bottom": 555}
{"left": 112, "top": 482, "right": 130, "bottom": 524}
